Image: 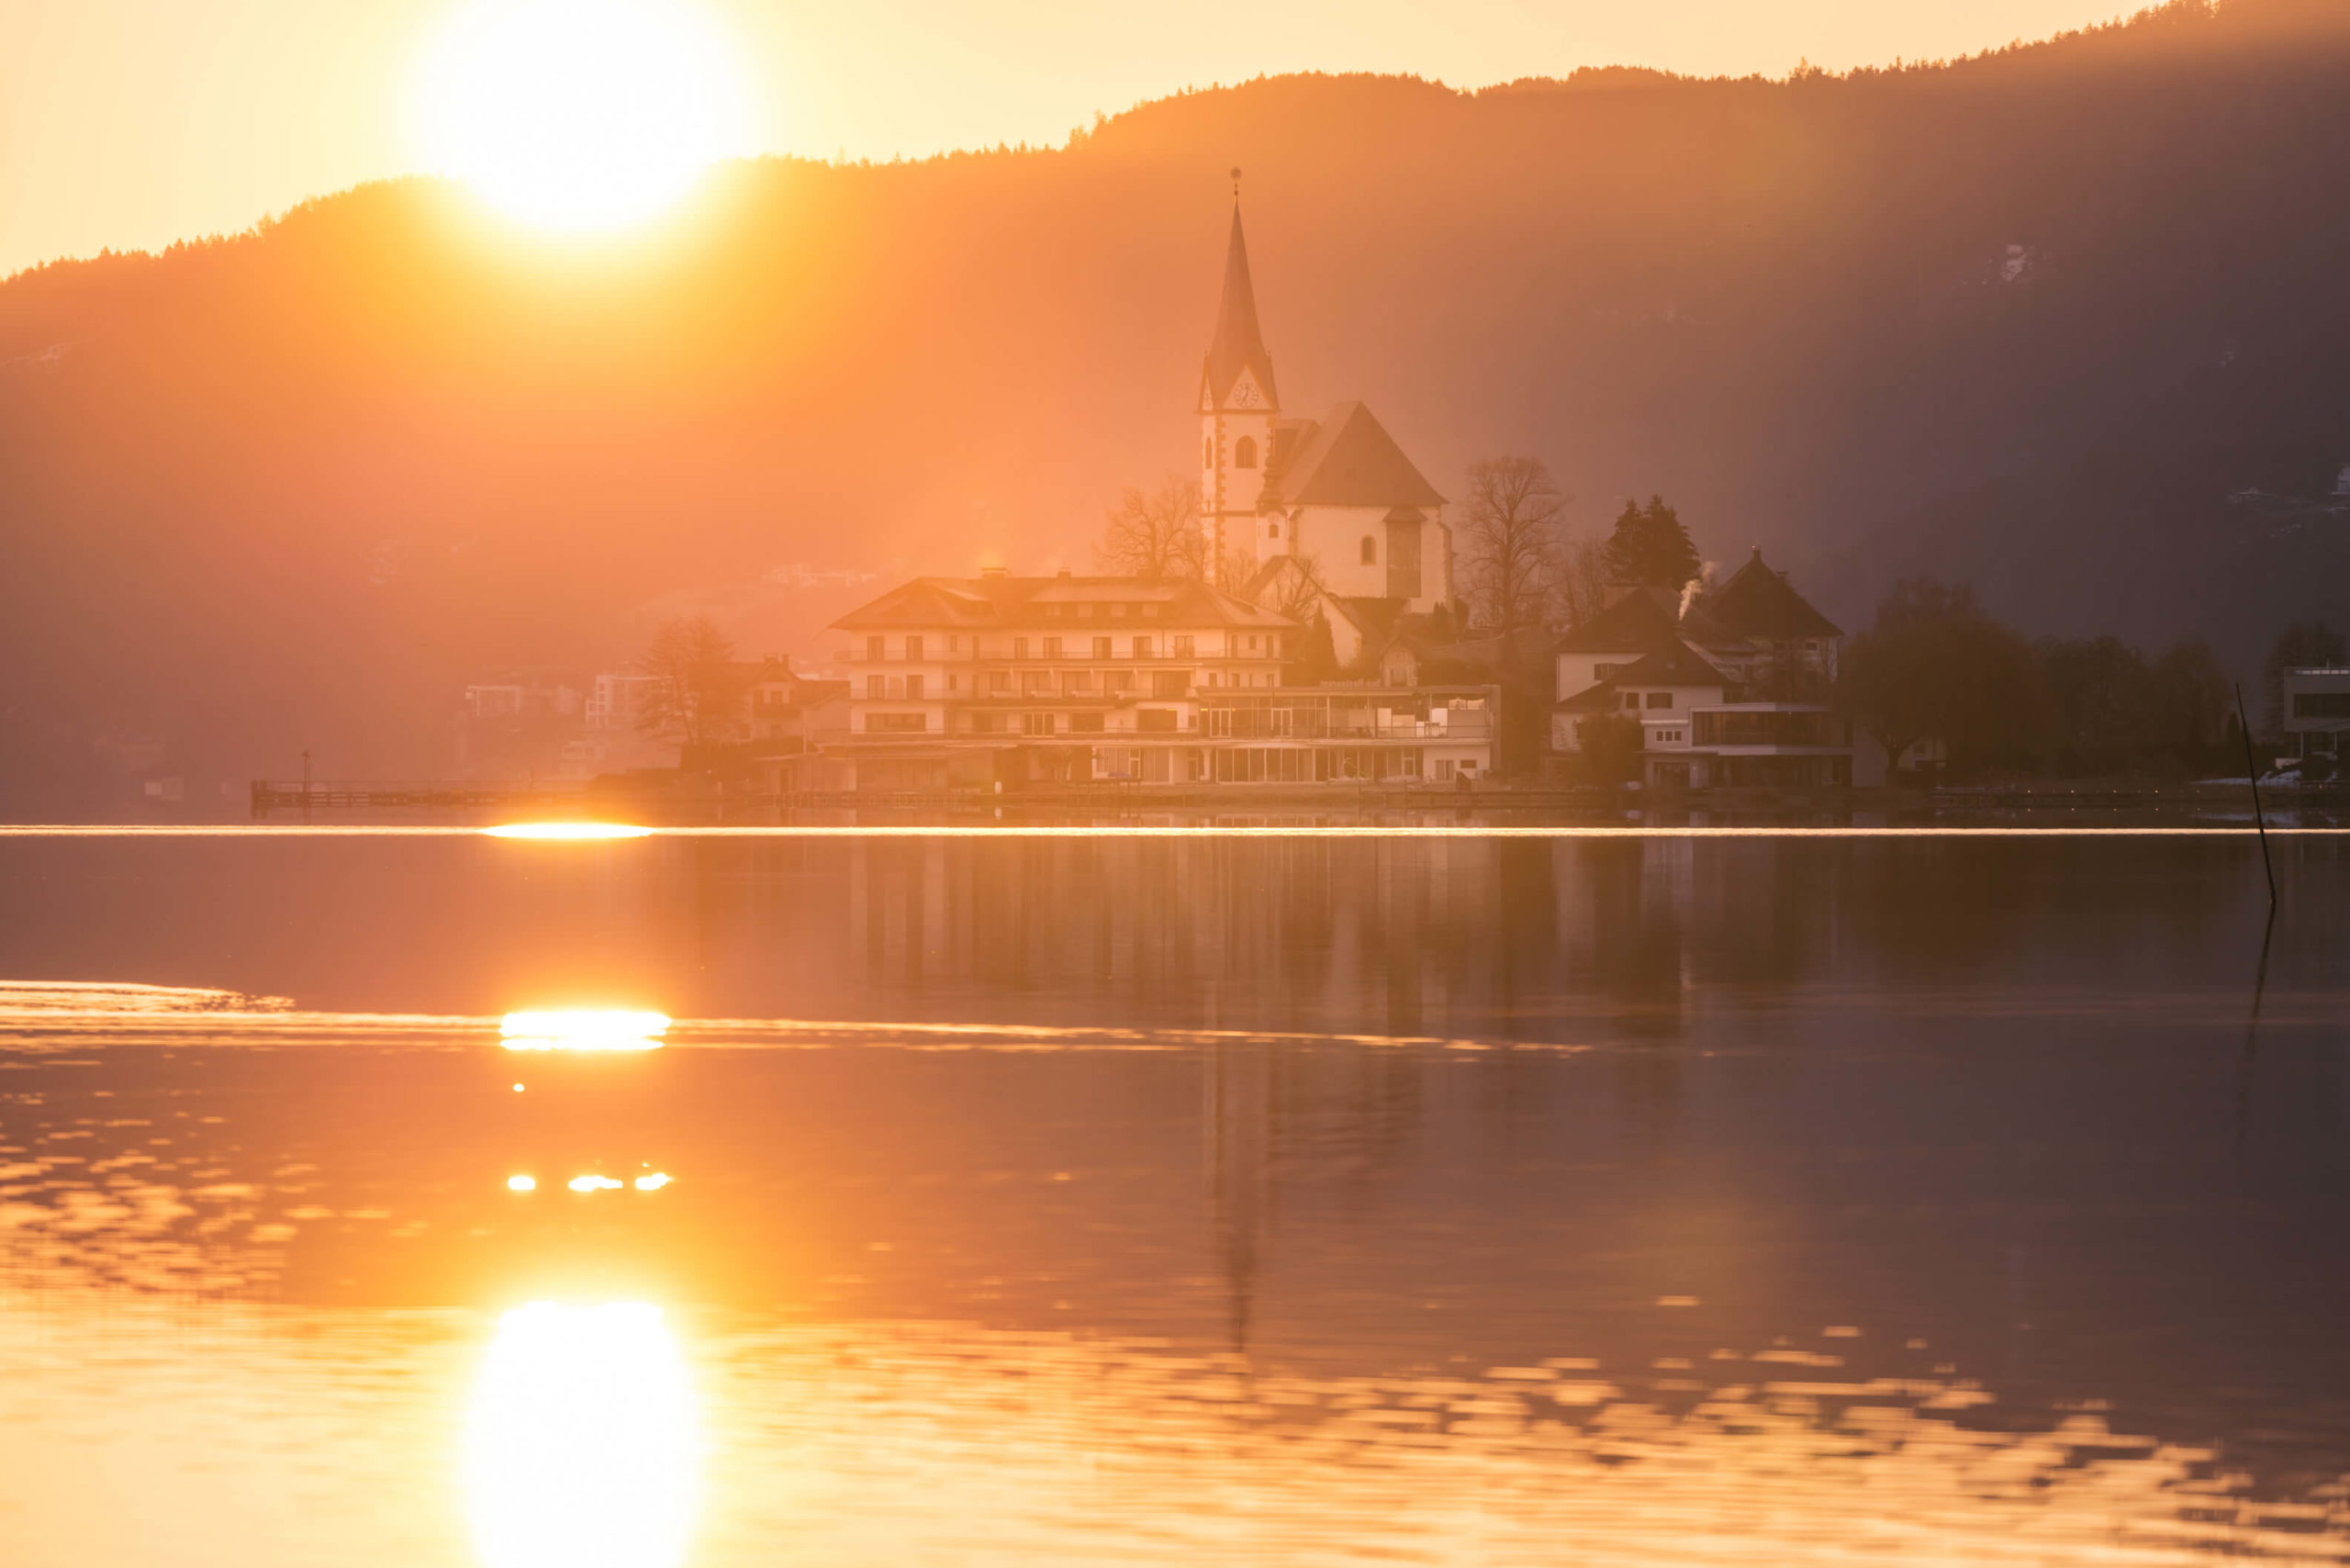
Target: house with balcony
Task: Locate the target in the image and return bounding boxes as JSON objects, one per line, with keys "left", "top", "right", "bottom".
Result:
{"left": 821, "top": 569, "right": 1494, "bottom": 791}
{"left": 1549, "top": 548, "right": 1874, "bottom": 789}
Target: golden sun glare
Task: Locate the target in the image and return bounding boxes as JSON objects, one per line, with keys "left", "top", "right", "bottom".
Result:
{"left": 418, "top": 0, "right": 751, "bottom": 232}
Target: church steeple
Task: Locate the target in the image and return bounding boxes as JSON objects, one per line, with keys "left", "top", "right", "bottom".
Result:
{"left": 1200, "top": 178, "right": 1281, "bottom": 589}
{"left": 1202, "top": 196, "right": 1278, "bottom": 411}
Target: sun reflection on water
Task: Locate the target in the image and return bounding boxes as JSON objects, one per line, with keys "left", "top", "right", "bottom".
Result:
{"left": 465, "top": 1302, "right": 699, "bottom": 1568}
{"left": 500, "top": 1011, "right": 670, "bottom": 1051}
{"left": 482, "top": 823, "right": 653, "bottom": 841}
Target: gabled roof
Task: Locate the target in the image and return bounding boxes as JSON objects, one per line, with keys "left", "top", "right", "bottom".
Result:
{"left": 1259, "top": 402, "right": 1446, "bottom": 510}
{"left": 1200, "top": 204, "right": 1279, "bottom": 410}
{"left": 1697, "top": 548, "right": 1842, "bottom": 640}
{"left": 1613, "top": 640, "right": 1729, "bottom": 687}
{"left": 831, "top": 575, "right": 1294, "bottom": 633}
{"left": 1555, "top": 683, "right": 1628, "bottom": 713}
{"left": 1553, "top": 588, "right": 1684, "bottom": 655}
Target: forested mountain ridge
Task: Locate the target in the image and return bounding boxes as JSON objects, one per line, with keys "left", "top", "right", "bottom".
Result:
{"left": 2, "top": 0, "right": 2347, "bottom": 804}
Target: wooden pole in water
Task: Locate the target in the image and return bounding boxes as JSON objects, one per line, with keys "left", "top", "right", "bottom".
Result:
{"left": 2234, "top": 684, "right": 2276, "bottom": 908}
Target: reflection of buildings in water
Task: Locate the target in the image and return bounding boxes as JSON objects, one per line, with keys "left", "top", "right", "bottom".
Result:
{"left": 1203, "top": 1036, "right": 1430, "bottom": 1354}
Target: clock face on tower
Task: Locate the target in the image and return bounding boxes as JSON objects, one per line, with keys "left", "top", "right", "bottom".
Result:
{"left": 1226, "top": 376, "right": 1264, "bottom": 409}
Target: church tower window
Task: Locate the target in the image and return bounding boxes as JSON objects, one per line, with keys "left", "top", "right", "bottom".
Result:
{"left": 1267, "top": 521, "right": 1280, "bottom": 539}
{"left": 1203, "top": 436, "right": 1214, "bottom": 468}
{"left": 1360, "top": 536, "right": 1377, "bottom": 566}
{"left": 1234, "top": 436, "right": 1258, "bottom": 469}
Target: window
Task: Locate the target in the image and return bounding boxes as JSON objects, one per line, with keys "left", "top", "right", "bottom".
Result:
{"left": 1360, "top": 537, "right": 1377, "bottom": 565}
{"left": 1069, "top": 712, "right": 1106, "bottom": 734}
{"left": 1622, "top": 692, "right": 1640, "bottom": 711}
{"left": 868, "top": 712, "right": 925, "bottom": 734}
{"left": 1042, "top": 637, "right": 1062, "bottom": 658}
{"left": 1133, "top": 635, "right": 1154, "bottom": 659}
{"left": 1022, "top": 670, "right": 1052, "bottom": 696}
{"left": 1235, "top": 435, "right": 1257, "bottom": 469}
{"left": 1268, "top": 521, "right": 1281, "bottom": 539}
{"left": 1646, "top": 691, "right": 1673, "bottom": 709}
{"left": 1062, "top": 670, "right": 1092, "bottom": 695}
{"left": 946, "top": 634, "right": 959, "bottom": 654}
{"left": 970, "top": 711, "right": 1004, "bottom": 734}
{"left": 1203, "top": 435, "right": 1214, "bottom": 467}
{"left": 867, "top": 635, "right": 884, "bottom": 663}
{"left": 1023, "top": 712, "right": 1056, "bottom": 736}
{"left": 988, "top": 669, "right": 1012, "bottom": 694}
{"left": 1013, "top": 637, "right": 1029, "bottom": 660}
{"left": 1173, "top": 634, "right": 1194, "bottom": 656}
{"left": 1106, "top": 669, "right": 1136, "bottom": 692}
{"left": 1594, "top": 663, "right": 1627, "bottom": 681}
{"left": 2294, "top": 692, "right": 2350, "bottom": 718}
{"left": 906, "top": 635, "right": 923, "bottom": 662}
{"left": 906, "top": 675, "right": 924, "bottom": 700}
{"left": 1247, "top": 634, "right": 1259, "bottom": 653}
{"left": 1092, "top": 636, "right": 1112, "bottom": 659}
{"left": 1138, "top": 709, "right": 1178, "bottom": 733}
{"left": 866, "top": 674, "right": 885, "bottom": 700}
{"left": 946, "top": 674, "right": 959, "bottom": 693}
{"left": 1204, "top": 709, "right": 1233, "bottom": 737}
{"left": 1151, "top": 670, "right": 1189, "bottom": 699}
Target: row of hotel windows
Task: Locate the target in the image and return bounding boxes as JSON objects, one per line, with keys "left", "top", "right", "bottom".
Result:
{"left": 863, "top": 633, "right": 1277, "bottom": 661}
{"left": 867, "top": 670, "right": 1193, "bottom": 700}
{"left": 866, "top": 669, "right": 1292, "bottom": 701}
{"left": 867, "top": 711, "right": 1185, "bottom": 736}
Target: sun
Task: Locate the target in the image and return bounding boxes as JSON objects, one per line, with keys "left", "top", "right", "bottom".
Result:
{"left": 418, "top": 0, "right": 752, "bottom": 233}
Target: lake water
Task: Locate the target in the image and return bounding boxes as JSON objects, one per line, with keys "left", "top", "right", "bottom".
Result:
{"left": 1, "top": 828, "right": 2345, "bottom": 1565}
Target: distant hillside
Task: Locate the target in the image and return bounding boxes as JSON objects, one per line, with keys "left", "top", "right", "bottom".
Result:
{"left": 3, "top": 0, "right": 2348, "bottom": 807}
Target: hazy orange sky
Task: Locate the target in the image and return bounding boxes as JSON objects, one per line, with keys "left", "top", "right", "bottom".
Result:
{"left": 3, "top": 0, "right": 2138, "bottom": 279}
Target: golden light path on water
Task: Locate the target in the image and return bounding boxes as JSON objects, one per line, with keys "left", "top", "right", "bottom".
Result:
{"left": 0, "top": 824, "right": 2342, "bottom": 839}
{"left": 465, "top": 1303, "right": 699, "bottom": 1568}
{"left": 500, "top": 1010, "right": 670, "bottom": 1052}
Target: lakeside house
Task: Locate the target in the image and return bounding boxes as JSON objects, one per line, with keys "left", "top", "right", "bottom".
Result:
{"left": 2281, "top": 666, "right": 2350, "bottom": 775}
{"left": 1549, "top": 550, "right": 1876, "bottom": 789}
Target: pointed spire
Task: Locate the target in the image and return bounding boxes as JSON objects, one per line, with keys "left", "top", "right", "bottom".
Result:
{"left": 1203, "top": 184, "right": 1278, "bottom": 409}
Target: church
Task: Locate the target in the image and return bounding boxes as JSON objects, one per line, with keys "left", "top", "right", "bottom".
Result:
{"left": 1196, "top": 200, "right": 1453, "bottom": 618}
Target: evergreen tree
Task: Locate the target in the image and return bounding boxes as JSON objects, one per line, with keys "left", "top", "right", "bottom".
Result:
{"left": 1602, "top": 496, "right": 1702, "bottom": 588}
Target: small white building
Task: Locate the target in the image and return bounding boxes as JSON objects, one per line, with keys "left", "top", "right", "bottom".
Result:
{"left": 2281, "top": 666, "right": 2350, "bottom": 773}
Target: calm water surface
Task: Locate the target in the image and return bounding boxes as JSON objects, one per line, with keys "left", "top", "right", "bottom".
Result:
{"left": 0, "top": 830, "right": 2345, "bottom": 1565}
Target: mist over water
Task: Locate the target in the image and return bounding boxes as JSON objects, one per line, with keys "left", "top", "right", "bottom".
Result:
{"left": 1, "top": 832, "right": 2345, "bottom": 1563}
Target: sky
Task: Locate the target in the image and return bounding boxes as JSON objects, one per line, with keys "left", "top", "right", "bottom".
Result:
{"left": 0, "top": 0, "right": 2138, "bottom": 279}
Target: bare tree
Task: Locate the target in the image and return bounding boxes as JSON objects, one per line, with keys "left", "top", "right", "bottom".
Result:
{"left": 1551, "top": 535, "right": 1610, "bottom": 629}
{"left": 1458, "top": 456, "right": 1570, "bottom": 642}
{"left": 1256, "top": 551, "right": 1331, "bottom": 623}
{"left": 1094, "top": 476, "right": 1205, "bottom": 581}
{"left": 638, "top": 613, "right": 749, "bottom": 746}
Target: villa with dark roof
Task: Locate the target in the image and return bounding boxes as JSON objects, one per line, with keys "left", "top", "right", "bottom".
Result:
{"left": 1550, "top": 549, "right": 1878, "bottom": 790}
{"left": 1198, "top": 202, "right": 1451, "bottom": 611}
